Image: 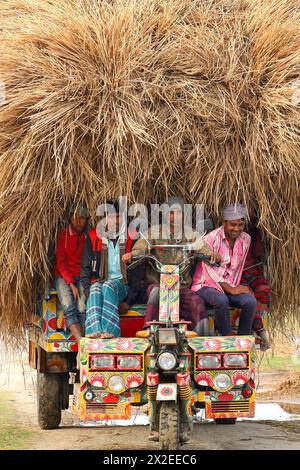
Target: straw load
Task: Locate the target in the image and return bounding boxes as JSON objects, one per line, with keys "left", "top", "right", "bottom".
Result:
{"left": 0, "top": 0, "right": 299, "bottom": 340}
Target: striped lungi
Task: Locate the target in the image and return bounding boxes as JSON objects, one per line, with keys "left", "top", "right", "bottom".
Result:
{"left": 85, "top": 280, "right": 128, "bottom": 337}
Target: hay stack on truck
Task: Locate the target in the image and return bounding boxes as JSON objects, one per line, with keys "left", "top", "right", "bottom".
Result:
{"left": 0, "top": 0, "right": 299, "bottom": 448}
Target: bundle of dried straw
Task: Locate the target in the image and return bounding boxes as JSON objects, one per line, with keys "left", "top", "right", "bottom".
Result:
{"left": 0, "top": 0, "right": 299, "bottom": 339}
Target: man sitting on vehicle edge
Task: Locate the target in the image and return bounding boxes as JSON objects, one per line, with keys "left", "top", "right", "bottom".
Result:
{"left": 81, "top": 201, "right": 145, "bottom": 339}
{"left": 53, "top": 203, "right": 89, "bottom": 367}
{"left": 192, "top": 204, "right": 257, "bottom": 336}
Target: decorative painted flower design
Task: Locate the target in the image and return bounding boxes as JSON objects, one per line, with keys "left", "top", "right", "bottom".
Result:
{"left": 177, "top": 373, "right": 191, "bottom": 386}
{"left": 116, "top": 339, "right": 135, "bottom": 351}
{"left": 80, "top": 353, "right": 87, "bottom": 365}
{"left": 217, "top": 392, "right": 234, "bottom": 401}
{"left": 49, "top": 332, "right": 65, "bottom": 341}
{"left": 203, "top": 339, "right": 222, "bottom": 351}
{"left": 195, "top": 371, "right": 214, "bottom": 387}
{"left": 47, "top": 317, "right": 57, "bottom": 331}
{"left": 235, "top": 338, "right": 252, "bottom": 350}
{"left": 70, "top": 343, "right": 78, "bottom": 352}
{"left": 147, "top": 374, "right": 159, "bottom": 386}
{"left": 81, "top": 366, "right": 87, "bottom": 384}
{"left": 103, "top": 393, "right": 120, "bottom": 404}
{"left": 87, "top": 339, "right": 106, "bottom": 351}
{"left": 232, "top": 371, "right": 249, "bottom": 386}
{"left": 125, "top": 373, "right": 143, "bottom": 388}
{"left": 90, "top": 373, "right": 107, "bottom": 388}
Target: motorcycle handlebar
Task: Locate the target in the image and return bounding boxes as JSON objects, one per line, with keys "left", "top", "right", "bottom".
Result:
{"left": 127, "top": 251, "right": 220, "bottom": 271}
{"left": 193, "top": 253, "right": 220, "bottom": 267}
{"left": 132, "top": 255, "right": 145, "bottom": 262}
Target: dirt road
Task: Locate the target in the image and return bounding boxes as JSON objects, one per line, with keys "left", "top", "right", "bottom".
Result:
{"left": 1, "top": 345, "right": 300, "bottom": 451}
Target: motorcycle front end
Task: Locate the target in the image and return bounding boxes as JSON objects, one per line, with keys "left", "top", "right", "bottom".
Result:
{"left": 146, "top": 321, "right": 194, "bottom": 450}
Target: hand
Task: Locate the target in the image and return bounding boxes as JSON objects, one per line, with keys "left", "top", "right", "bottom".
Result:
{"left": 70, "top": 283, "right": 79, "bottom": 301}
{"left": 211, "top": 251, "right": 221, "bottom": 264}
{"left": 230, "top": 285, "right": 251, "bottom": 296}
{"left": 119, "top": 302, "right": 129, "bottom": 314}
{"left": 122, "top": 253, "right": 133, "bottom": 264}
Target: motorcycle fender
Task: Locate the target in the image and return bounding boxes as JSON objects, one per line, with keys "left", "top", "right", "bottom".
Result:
{"left": 156, "top": 383, "right": 177, "bottom": 401}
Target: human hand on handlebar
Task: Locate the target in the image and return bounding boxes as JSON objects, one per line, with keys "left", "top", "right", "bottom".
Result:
{"left": 211, "top": 251, "right": 222, "bottom": 264}
{"left": 122, "top": 253, "right": 133, "bottom": 264}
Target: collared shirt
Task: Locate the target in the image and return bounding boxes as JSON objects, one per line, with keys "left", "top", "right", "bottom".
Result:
{"left": 191, "top": 226, "right": 251, "bottom": 293}
{"left": 107, "top": 239, "right": 122, "bottom": 281}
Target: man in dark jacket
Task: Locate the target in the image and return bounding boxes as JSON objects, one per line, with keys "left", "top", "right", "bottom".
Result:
{"left": 125, "top": 197, "right": 217, "bottom": 330}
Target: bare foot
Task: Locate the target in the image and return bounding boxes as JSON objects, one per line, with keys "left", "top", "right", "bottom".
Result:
{"left": 100, "top": 332, "right": 115, "bottom": 339}
{"left": 86, "top": 332, "right": 102, "bottom": 338}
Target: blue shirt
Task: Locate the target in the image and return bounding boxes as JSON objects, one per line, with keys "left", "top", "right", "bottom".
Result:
{"left": 107, "top": 239, "right": 122, "bottom": 280}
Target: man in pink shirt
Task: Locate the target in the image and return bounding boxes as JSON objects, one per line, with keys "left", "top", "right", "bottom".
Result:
{"left": 192, "top": 204, "right": 257, "bottom": 335}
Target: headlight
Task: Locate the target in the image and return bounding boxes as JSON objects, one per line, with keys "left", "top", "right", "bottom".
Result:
{"left": 197, "top": 354, "right": 222, "bottom": 369}
{"left": 157, "top": 351, "right": 177, "bottom": 371}
{"left": 158, "top": 328, "right": 178, "bottom": 346}
{"left": 117, "top": 355, "right": 142, "bottom": 370}
{"left": 108, "top": 375, "right": 125, "bottom": 393}
{"left": 90, "top": 355, "right": 114, "bottom": 370}
{"left": 214, "top": 373, "right": 232, "bottom": 391}
{"left": 223, "top": 353, "right": 248, "bottom": 368}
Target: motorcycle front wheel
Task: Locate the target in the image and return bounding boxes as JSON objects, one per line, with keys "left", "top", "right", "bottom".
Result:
{"left": 159, "top": 401, "right": 180, "bottom": 450}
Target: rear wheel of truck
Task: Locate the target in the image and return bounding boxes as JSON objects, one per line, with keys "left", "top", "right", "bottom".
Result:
{"left": 37, "top": 372, "right": 68, "bottom": 429}
{"left": 159, "top": 402, "right": 180, "bottom": 450}
{"left": 214, "top": 418, "right": 237, "bottom": 425}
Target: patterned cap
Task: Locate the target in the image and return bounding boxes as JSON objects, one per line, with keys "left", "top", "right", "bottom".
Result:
{"left": 222, "top": 203, "right": 247, "bottom": 221}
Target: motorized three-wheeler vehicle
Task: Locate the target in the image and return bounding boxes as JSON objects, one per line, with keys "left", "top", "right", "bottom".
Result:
{"left": 29, "top": 237, "right": 267, "bottom": 449}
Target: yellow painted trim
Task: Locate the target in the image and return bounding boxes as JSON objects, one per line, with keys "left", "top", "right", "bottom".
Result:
{"left": 136, "top": 330, "right": 149, "bottom": 338}
{"left": 186, "top": 331, "right": 198, "bottom": 338}
{"left": 120, "top": 310, "right": 144, "bottom": 317}
{"left": 197, "top": 391, "right": 205, "bottom": 402}
{"left": 132, "top": 391, "right": 141, "bottom": 403}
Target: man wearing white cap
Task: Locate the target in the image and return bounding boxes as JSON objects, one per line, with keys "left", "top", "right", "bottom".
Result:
{"left": 191, "top": 204, "right": 257, "bottom": 335}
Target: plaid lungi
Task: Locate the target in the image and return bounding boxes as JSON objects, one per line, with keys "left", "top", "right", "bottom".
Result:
{"left": 85, "top": 280, "right": 128, "bottom": 337}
